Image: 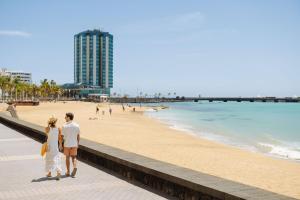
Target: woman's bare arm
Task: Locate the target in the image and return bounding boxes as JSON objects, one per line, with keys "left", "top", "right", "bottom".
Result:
{"left": 45, "top": 126, "right": 50, "bottom": 134}
{"left": 58, "top": 128, "right": 63, "bottom": 150}
{"left": 77, "top": 132, "right": 80, "bottom": 147}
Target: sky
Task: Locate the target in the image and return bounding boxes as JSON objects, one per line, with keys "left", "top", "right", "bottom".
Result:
{"left": 0, "top": 0, "right": 299, "bottom": 97}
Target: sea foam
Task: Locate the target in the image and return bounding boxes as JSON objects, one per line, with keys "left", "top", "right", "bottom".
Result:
{"left": 258, "top": 143, "right": 300, "bottom": 160}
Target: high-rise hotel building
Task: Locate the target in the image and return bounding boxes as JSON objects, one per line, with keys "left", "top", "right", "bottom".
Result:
{"left": 74, "top": 29, "right": 113, "bottom": 94}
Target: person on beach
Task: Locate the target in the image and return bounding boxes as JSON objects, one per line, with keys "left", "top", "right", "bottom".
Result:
{"left": 109, "top": 107, "right": 112, "bottom": 115}
{"left": 96, "top": 106, "right": 99, "bottom": 114}
{"left": 122, "top": 104, "right": 125, "bottom": 112}
{"left": 45, "top": 116, "right": 62, "bottom": 180}
{"left": 61, "top": 112, "right": 80, "bottom": 177}
{"left": 6, "top": 104, "right": 18, "bottom": 118}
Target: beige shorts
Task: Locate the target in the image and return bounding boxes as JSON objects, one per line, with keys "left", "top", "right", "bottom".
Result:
{"left": 64, "top": 147, "right": 78, "bottom": 156}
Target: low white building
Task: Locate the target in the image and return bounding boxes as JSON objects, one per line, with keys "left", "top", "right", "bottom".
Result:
{"left": 0, "top": 68, "right": 32, "bottom": 84}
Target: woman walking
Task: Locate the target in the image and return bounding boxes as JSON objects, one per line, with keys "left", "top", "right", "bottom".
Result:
{"left": 45, "top": 116, "right": 62, "bottom": 180}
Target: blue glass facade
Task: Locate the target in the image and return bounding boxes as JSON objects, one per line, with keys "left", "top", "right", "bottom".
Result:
{"left": 74, "top": 30, "right": 113, "bottom": 95}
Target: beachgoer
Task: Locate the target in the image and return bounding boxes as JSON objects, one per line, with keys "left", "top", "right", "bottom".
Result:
{"left": 61, "top": 112, "right": 80, "bottom": 177}
{"left": 45, "top": 116, "right": 62, "bottom": 180}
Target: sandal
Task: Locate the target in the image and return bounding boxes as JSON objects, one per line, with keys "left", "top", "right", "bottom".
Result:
{"left": 56, "top": 173, "right": 61, "bottom": 180}
{"left": 46, "top": 172, "right": 52, "bottom": 178}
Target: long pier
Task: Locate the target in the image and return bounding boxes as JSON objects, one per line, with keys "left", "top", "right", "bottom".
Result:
{"left": 109, "top": 97, "right": 300, "bottom": 103}
{"left": 189, "top": 97, "right": 300, "bottom": 103}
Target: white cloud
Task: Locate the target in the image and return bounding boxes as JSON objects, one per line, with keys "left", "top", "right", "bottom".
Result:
{"left": 0, "top": 30, "right": 31, "bottom": 37}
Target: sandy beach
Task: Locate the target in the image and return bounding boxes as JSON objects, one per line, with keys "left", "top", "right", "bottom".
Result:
{"left": 2, "top": 101, "right": 300, "bottom": 198}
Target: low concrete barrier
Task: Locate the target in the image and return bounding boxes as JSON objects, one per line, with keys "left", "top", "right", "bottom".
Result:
{"left": 0, "top": 113, "right": 296, "bottom": 200}
{"left": 8, "top": 101, "right": 40, "bottom": 106}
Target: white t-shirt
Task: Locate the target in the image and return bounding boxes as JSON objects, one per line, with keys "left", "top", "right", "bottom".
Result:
{"left": 62, "top": 121, "right": 80, "bottom": 147}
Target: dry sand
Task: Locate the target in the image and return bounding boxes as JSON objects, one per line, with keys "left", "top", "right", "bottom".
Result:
{"left": 3, "top": 101, "right": 300, "bottom": 198}
{"left": 0, "top": 103, "right": 8, "bottom": 112}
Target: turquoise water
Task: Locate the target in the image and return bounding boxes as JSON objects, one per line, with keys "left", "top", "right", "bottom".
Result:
{"left": 145, "top": 102, "right": 300, "bottom": 160}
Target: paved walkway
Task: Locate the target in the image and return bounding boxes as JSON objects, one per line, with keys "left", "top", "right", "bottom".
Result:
{"left": 0, "top": 123, "right": 166, "bottom": 200}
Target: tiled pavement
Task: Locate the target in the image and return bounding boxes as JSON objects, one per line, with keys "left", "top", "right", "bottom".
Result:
{"left": 0, "top": 123, "right": 167, "bottom": 200}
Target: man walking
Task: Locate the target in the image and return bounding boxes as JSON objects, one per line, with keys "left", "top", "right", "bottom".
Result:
{"left": 61, "top": 112, "right": 80, "bottom": 177}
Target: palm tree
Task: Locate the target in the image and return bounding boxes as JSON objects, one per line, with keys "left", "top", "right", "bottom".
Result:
{"left": 26, "top": 83, "right": 34, "bottom": 100}
{"left": 49, "top": 80, "right": 56, "bottom": 99}
{"left": 0, "top": 76, "right": 64, "bottom": 102}
{"left": 15, "top": 82, "right": 23, "bottom": 101}
{"left": 0, "top": 76, "right": 8, "bottom": 102}
{"left": 31, "top": 84, "right": 39, "bottom": 100}
{"left": 52, "top": 85, "right": 61, "bottom": 100}
{"left": 19, "top": 83, "right": 26, "bottom": 100}
{"left": 23, "top": 83, "right": 34, "bottom": 100}
{"left": 13, "top": 78, "right": 21, "bottom": 101}
{"left": 4, "top": 76, "right": 13, "bottom": 101}
{"left": 40, "top": 79, "right": 61, "bottom": 100}
{"left": 4, "top": 76, "right": 12, "bottom": 100}
{"left": 40, "top": 79, "right": 50, "bottom": 98}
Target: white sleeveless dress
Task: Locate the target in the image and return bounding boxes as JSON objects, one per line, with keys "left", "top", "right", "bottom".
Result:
{"left": 45, "top": 127, "right": 62, "bottom": 173}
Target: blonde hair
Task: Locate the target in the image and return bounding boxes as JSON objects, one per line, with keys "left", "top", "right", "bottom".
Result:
{"left": 48, "top": 116, "right": 57, "bottom": 128}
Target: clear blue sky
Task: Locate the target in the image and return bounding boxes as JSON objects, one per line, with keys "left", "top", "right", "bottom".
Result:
{"left": 0, "top": 0, "right": 299, "bottom": 97}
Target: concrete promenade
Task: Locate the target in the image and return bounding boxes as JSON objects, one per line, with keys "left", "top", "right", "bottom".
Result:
{"left": 0, "top": 123, "right": 166, "bottom": 200}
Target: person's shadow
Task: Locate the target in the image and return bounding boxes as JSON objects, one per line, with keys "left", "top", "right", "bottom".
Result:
{"left": 31, "top": 175, "right": 68, "bottom": 182}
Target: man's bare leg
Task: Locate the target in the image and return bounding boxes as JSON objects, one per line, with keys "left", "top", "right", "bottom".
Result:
{"left": 66, "top": 156, "right": 70, "bottom": 176}
{"left": 71, "top": 156, "right": 77, "bottom": 177}
{"left": 71, "top": 156, "right": 77, "bottom": 168}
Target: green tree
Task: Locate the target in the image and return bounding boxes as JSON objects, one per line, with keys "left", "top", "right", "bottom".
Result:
{"left": 0, "top": 76, "right": 9, "bottom": 101}
{"left": 40, "top": 79, "right": 50, "bottom": 98}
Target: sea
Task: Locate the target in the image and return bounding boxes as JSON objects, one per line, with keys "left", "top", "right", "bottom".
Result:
{"left": 144, "top": 101, "right": 300, "bottom": 161}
